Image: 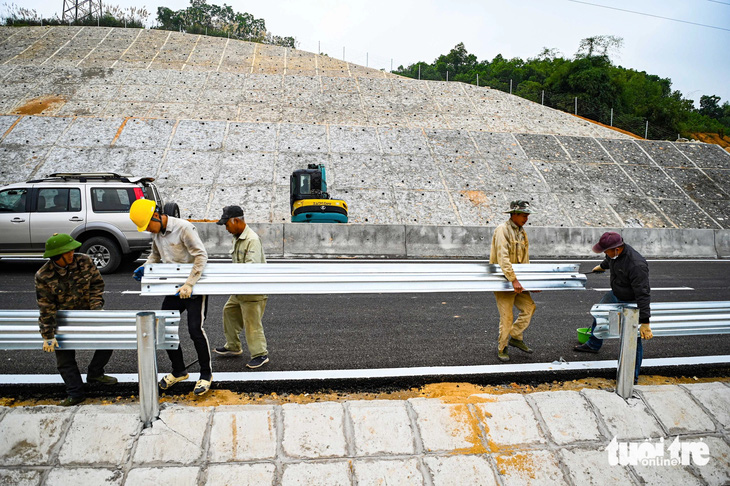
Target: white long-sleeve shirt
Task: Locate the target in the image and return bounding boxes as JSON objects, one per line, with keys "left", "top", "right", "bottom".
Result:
{"left": 145, "top": 217, "right": 208, "bottom": 286}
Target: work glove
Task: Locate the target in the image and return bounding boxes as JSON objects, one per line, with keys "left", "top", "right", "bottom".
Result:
{"left": 592, "top": 265, "right": 605, "bottom": 273}
{"left": 177, "top": 283, "right": 193, "bottom": 299}
{"left": 43, "top": 338, "right": 58, "bottom": 353}
{"left": 640, "top": 323, "right": 653, "bottom": 340}
{"left": 133, "top": 265, "right": 145, "bottom": 281}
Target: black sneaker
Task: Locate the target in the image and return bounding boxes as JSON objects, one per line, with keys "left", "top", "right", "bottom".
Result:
{"left": 246, "top": 355, "right": 269, "bottom": 369}
{"left": 574, "top": 343, "right": 599, "bottom": 354}
{"left": 87, "top": 374, "right": 118, "bottom": 385}
{"left": 213, "top": 346, "right": 243, "bottom": 356}
{"left": 59, "top": 396, "right": 85, "bottom": 407}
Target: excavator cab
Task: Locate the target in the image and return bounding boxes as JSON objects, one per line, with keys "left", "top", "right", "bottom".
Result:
{"left": 290, "top": 164, "right": 348, "bottom": 223}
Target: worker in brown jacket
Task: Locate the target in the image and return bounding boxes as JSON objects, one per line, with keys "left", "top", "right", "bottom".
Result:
{"left": 489, "top": 200, "right": 537, "bottom": 362}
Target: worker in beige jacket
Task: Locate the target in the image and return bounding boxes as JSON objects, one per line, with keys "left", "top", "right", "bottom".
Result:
{"left": 489, "top": 200, "right": 537, "bottom": 362}
{"left": 130, "top": 199, "right": 212, "bottom": 396}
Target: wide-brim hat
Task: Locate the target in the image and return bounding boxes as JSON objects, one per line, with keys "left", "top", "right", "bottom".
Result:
{"left": 43, "top": 233, "right": 81, "bottom": 258}
{"left": 504, "top": 200, "right": 532, "bottom": 214}
{"left": 592, "top": 231, "right": 624, "bottom": 253}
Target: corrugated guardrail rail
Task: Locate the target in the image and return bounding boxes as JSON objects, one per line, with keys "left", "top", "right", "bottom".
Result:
{"left": 140, "top": 262, "right": 587, "bottom": 295}
{"left": 591, "top": 301, "right": 730, "bottom": 339}
{"left": 0, "top": 310, "right": 181, "bottom": 350}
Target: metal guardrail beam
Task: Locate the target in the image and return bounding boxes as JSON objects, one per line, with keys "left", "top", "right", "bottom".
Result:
{"left": 591, "top": 301, "right": 730, "bottom": 339}
{"left": 140, "top": 263, "right": 587, "bottom": 296}
{"left": 0, "top": 310, "right": 180, "bottom": 350}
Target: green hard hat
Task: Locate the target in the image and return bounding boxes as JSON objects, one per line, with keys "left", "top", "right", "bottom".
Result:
{"left": 43, "top": 233, "right": 81, "bottom": 258}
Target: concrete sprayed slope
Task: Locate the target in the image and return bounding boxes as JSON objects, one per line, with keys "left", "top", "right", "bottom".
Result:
{"left": 0, "top": 26, "right": 729, "bottom": 228}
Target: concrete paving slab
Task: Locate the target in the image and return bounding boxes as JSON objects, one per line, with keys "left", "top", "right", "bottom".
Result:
{"left": 424, "top": 455, "right": 497, "bottom": 485}
{"left": 641, "top": 141, "right": 690, "bottom": 168}
{"left": 638, "top": 385, "right": 716, "bottom": 435}
{"left": 2, "top": 116, "right": 72, "bottom": 146}
{"left": 133, "top": 405, "right": 211, "bottom": 465}
{"left": 393, "top": 190, "right": 460, "bottom": 226}
{"left": 208, "top": 405, "right": 277, "bottom": 462}
{"left": 225, "top": 122, "right": 277, "bottom": 152}
{"left": 631, "top": 462, "right": 703, "bottom": 486}
{"left": 57, "top": 405, "right": 140, "bottom": 466}
{"left": 652, "top": 198, "right": 721, "bottom": 229}
{"left": 675, "top": 142, "right": 730, "bottom": 169}
{"left": 682, "top": 383, "right": 730, "bottom": 429}
{"left": 352, "top": 458, "right": 423, "bottom": 485}
{"left": 408, "top": 398, "right": 479, "bottom": 453}
{"left": 347, "top": 400, "right": 415, "bottom": 456}
{"left": 493, "top": 450, "right": 566, "bottom": 486}
{"left": 0, "top": 407, "right": 73, "bottom": 466}
{"left": 329, "top": 126, "right": 380, "bottom": 154}
{"left": 514, "top": 134, "right": 569, "bottom": 161}
{"left": 281, "top": 402, "right": 347, "bottom": 459}
{"left": 125, "top": 467, "right": 200, "bottom": 486}
{"left": 281, "top": 461, "right": 351, "bottom": 486}
{"left": 169, "top": 120, "right": 227, "bottom": 151}
{"left": 559, "top": 448, "right": 635, "bottom": 485}
{"left": 45, "top": 467, "right": 123, "bottom": 485}
{"left": 205, "top": 463, "right": 277, "bottom": 486}
{"left": 558, "top": 135, "right": 611, "bottom": 162}
{"left": 114, "top": 118, "right": 175, "bottom": 149}
{"left": 0, "top": 469, "right": 41, "bottom": 486}
{"left": 473, "top": 394, "right": 545, "bottom": 448}
{"left": 581, "top": 388, "right": 663, "bottom": 440}
{"left": 694, "top": 436, "right": 730, "bottom": 486}
{"left": 528, "top": 390, "right": 602, "bottom": 445}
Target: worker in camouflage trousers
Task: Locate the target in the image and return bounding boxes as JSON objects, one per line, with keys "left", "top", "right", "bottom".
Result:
{"left": 35, "top": 233, "right": 117, "bottom": 406}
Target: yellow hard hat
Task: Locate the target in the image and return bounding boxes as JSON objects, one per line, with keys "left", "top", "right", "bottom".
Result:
{"left": 129, "top": 199, "right": 157, "bottom": 232}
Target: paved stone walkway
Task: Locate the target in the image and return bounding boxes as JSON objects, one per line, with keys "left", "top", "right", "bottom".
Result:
{"left": 1, "top": 382, "right": 729, "bottom": 485}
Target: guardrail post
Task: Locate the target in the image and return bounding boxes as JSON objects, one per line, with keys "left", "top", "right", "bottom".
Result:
{"left": 616, "top": 307, "right": 639, "bottom": 399}
{"left": 136, "top": 312, "right": 159, "bottom": 427}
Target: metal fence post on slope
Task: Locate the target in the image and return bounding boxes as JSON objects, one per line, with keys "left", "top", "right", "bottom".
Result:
{"left": 610, "top": 107, "right": 613, "bottom": 126}
{"left": 418, "top": 65, "right": 420, "bottom": 80}
{"left": 509, "top": 79, "right": 512, "bottom": 94}
{"left": 476, "top": 73, "right": 479, "bottom": 86}
{"left": 645, "top": 120, "right": 649, "bottom": 139}
{"left": 343, "top": 46, "right": 345, "bottom": 61}
{"left": 366, "top": 52, "right": 368, "bottom": 67}
{"left": 615, "top": 307, "right": 639, "bottom": 399}
{"left": 541, "top": 90, "right": 544, "bottom": 105}
{"left": 575, "top": 97, "right": 578, "bottom": 115}
{"left": 136, "top": 311, "right": 159, "bottom": 428}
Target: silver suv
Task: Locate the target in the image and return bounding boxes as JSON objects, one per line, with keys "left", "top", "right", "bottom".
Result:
{"left": 0, "top": 172, "right": 178, "bottom": 273}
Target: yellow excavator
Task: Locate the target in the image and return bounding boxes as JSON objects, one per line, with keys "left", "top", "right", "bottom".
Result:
{"left": 290, "top": 164, "right": 348, "bottom": 223}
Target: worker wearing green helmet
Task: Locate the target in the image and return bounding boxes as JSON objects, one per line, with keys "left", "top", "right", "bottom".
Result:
{"left": 35, "top": 233, "right": 117, "bottom": 406}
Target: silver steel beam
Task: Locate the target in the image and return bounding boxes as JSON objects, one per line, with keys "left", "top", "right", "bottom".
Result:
{"left": 0, "top": 310, "right": 180, "bottom": 350}
{"left": 140, "top": 263, "right": 587, "bottom": 296}
{"left": 136, "top": 312, "right": 159, "bottom": 428}
{"left": 591, "top": 302, "right": 730, "bottom": 339}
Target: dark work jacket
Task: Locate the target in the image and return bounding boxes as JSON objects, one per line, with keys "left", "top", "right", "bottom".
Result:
{"left": 598, "top": 243, "right": 651, "bottom": 323}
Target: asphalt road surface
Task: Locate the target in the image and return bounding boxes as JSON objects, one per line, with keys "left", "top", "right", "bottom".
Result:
{"left": 1, "top": 257, "right": 729, "bottom": 386}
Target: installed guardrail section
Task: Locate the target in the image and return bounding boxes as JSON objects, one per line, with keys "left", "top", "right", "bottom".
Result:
{"left": 0, "top": 310, "right": 181, "bottom": 350}
{"left": 591, "top": 301, "right": 730, "bottom": 339}
{"left": 140, "top": 262, "right": 587, "bottom": 295}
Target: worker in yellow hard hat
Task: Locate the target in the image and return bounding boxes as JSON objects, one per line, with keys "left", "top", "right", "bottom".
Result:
{"left": 129, "top": 199, "right": 212, "bottom": 396}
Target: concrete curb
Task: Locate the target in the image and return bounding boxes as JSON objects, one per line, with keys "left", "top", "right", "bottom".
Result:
{"left": 194, "top": 223, "right": 729, "bottom": 259}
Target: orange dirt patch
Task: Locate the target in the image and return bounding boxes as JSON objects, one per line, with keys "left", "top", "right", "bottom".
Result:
{"left": 689, "top": 132, "right": 730, "bottom": 152}
{"left": 461, "top": 190, "right": 488, "bottom": 206}
{"left": 12, "top": 96, "right": 67, "bottom": 115}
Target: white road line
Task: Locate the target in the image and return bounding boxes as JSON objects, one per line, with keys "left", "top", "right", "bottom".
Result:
{"left": 592, "top": 287, "right": 694, "bottom": 291}
{"left": 2, "top": 355, "right": 728, "bottom": 385}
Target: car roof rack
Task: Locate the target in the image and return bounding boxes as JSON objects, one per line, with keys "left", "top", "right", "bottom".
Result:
{"left": 25, "top": 172, "right": 155, "bottom": 184}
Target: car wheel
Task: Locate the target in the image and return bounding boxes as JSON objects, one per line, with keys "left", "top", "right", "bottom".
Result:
{"left": 81, "top": 236, "right": 121, "bottom": 274}
{"left": 123, "top": 250, "right": 143, "bottom": 263}
{"left": 163, "top": 202, "right": 180, "bottom": 218}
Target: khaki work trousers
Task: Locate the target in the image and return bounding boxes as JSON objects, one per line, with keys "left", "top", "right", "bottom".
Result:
{"left": 493, "top": 291, "right": 536, "bottom": 352}
{"left": 223, "top": 294, "right": 268, "bottom": 358}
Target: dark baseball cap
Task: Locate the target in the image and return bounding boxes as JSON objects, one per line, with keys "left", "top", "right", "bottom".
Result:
{"left": 592, "top": 231, "right": 624, "bottom": 253}
{"left": 216, "top": 205, "right": 244, "bottom": 225}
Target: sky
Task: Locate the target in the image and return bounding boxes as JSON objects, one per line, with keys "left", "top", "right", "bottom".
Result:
{"left": 9, "top": 0, "right": 730, "bottom": 107}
